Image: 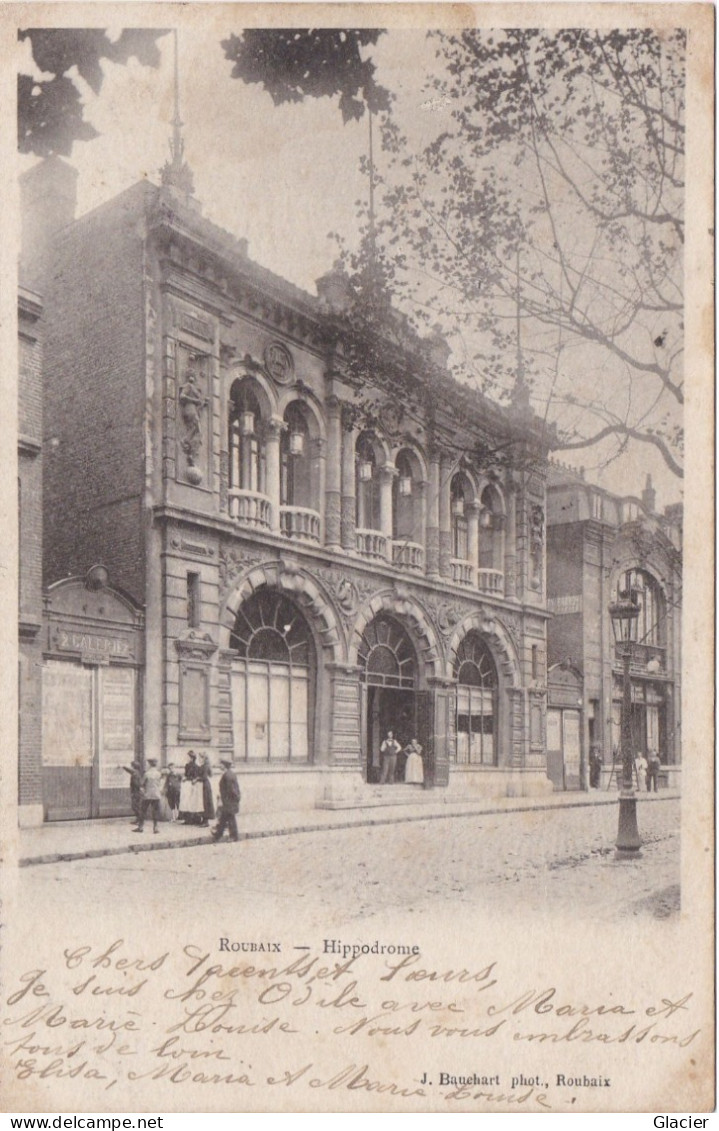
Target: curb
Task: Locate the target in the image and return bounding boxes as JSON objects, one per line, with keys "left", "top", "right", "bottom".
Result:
{"left": 18, "top": 793, "right": 679, "bottom": 868}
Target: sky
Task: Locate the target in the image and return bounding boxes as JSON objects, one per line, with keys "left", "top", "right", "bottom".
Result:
{"left": 18, "top": 24, "right": 684, "bottom": 508}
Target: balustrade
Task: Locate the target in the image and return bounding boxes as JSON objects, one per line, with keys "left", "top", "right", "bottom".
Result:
{"left": 356, "top": 528, "right": 388, "bottom": 560}
{"left": 392, "top": 541, "right": 424, "bottom": 572}
{"left": 450, "top": 558, "right": 474, "bottom": 586}
{"left": 477, "top": 568, "right": 504, "bottom": 596}
{"left": 228, "top": 488, "right": 272, "bottom": 530}
{"left": 280, "top": 505, "right": 321, "bottom": 543}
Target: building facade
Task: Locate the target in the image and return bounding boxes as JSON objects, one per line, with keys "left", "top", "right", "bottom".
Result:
{"left": 28, "top": 156, "right": 553, "bottom": 821}
{"left": 547, "top": 467, "right": 682, "bottom": 791}
{"left": 18, "top": 284, "right": 44, "bottom": 827}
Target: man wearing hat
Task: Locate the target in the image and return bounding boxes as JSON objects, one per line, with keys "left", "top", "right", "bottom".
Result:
{"left": 122, "top": 759, "right": 143, "bottom": 824}
{"left": 212, "top": 758, "right": 241, "bottom": 842}
{"left": 134, "top": 758, "right": 163, "bottom": 834}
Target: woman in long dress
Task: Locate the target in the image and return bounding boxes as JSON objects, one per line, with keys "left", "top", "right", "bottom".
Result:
{"left": 197, "top": 752, "right": 216, "bottom": 827}
{"left": 180, "top": 750, "right": 203, "bottom": 823}
{"left": 404, "top": 738, "right": 424, "bottom": 785}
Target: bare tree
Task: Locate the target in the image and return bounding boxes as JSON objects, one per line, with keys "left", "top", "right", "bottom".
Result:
{"left": 379, "top": 29, "right": 685, "bottom": 478}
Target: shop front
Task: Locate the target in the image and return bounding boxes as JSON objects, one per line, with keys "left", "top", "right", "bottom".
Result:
{"left": 547, "top": 663, "right": 584, "bottom": 790}
{"left": 42, "top": 573, "right": 144, "bottom": 820}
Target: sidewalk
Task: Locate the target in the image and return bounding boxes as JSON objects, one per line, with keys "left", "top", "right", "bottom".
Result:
{"left": 17, "top": 788, "right": 679, "bottom": 867}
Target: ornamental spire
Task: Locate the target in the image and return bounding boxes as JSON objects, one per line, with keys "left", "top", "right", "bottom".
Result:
{"left": 160, "top": 30, "right": 195, "bottom": 196}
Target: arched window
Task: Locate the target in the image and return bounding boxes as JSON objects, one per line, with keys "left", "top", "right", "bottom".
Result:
{"left": 624, "top": 569, "right": 664, "bottom": 647}
{"left": 454, "top": 633, "right": 498, "bottom": 765}
{"left": 356, "top": 432, "right": 381, "bottom": 531}
{"left": 479, "top": 484, "right": 504, "bottom": 572}
{"left": 358, "top": 614, "right": 417, "bottom": 688}
{"left": 228, "top": 379, "right": 265, "bottom": 493}
{"left": 230, "top": 589, "right": 314, "bottom": 762}
{"left": 393, "top": 449, "right": 418, "bottom": 541}
{"left": 280, "top": 401, "right": 312, "bottom": 509}
{"left": 450, "top": 473, "right": 470, "bottom": 560}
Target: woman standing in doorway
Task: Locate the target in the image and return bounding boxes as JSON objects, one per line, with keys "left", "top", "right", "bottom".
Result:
{"left": 404, "top": 738, "right": 424, "bottom": 785}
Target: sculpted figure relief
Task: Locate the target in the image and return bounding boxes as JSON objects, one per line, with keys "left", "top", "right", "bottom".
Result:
{"left": 179, "top": 357, "right": 208, "bottom": 471}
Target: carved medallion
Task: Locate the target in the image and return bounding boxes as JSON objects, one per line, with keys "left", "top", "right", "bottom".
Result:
{"left": 264, "top": 341, "right": 294, "bottom": 385}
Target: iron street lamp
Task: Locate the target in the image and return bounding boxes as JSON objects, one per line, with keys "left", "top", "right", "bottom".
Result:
{"left": 609, "top": 583, "right": 642, "bottom": 857}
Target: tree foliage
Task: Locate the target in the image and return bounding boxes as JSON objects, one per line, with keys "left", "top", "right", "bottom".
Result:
{"left": 221, "top": 29, "right": 391, "bottom": 122}
{"left": 379, "top": 28, "right": 685, "bottom": 477}
{"left": 18, "top": 28, "right": 167, "bottom": 156}
{"left": 318, "top": 241, "right": 545, "bottom": 478}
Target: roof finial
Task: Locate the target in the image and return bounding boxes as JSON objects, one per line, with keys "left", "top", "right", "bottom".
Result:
{"left": 160, "top": 29, "right": 195, "bottom": 196}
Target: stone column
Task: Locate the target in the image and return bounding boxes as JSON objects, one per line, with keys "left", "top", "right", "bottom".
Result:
{"left": 340, "top": 408, "right": 357, "bottom": 552}
{"left": 467, "top": 502, "right": 480, "bottom": 588}
{"left": 510, "top": 483, "right": 524, "bottom": 599}
{"left": 417, "top": 479, "right": 428, "bottom": 572}
{"left": 325, "top": 397, "right": 342, "bottom": 550}
{"left": 426, "top": 453, "right": 440, "bottom": 579}
{"left": 265, "top": 416, "right": 283, "bottom": 534}
{"left": 311, "top": 436, "right": 327, "bottom": 543}
{"left": 438, "top": 454, "right": 452, "bottom": 579}
{"left": 379, "top": 465, "right": 396, "bottom": 560}
{"left": 494, "top": 513, "right": 507, "bottom": 574}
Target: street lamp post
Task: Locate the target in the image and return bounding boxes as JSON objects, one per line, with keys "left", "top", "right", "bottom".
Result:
{"left": 609, "top": 581, "right": 642, "bottom": 858}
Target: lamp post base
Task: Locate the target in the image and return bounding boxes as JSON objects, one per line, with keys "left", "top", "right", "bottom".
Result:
{"left": 615, "top": 792, "right": 642, "bottom": 858}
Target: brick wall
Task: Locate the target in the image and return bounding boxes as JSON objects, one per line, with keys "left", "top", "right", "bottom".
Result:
{"left": 42, "top": 182, "right": 154, "bottom": 603}
{"left": 547, "top": 523, "right": 584, "bottom": 665}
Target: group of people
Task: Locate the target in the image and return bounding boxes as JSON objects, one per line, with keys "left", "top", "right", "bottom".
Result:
{"left": 378, "top": 732, "right": 425, "bottom": 785}
{"left": 588, "top": 744, "right": 662, "bottom": 791}
{"left": 635, "top": 750, "right": 662, "bottom": 792}
{"left": 123, "top": 750, "right": 241, "bottom": 840}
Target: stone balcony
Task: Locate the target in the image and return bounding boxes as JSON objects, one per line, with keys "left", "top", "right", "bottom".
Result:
{"left": 356, "top": 528, "right": 388, "bottom": 561}
{"left": 280, "top": 505, "right": 321, "bottom": 544}
{"left": 228, "top": 488, "right": 272, "bottom": 530}
{"left": 478, "top": 568, "right": 504, "bottom": 596}
{"left": 392, "top": 540, "right": 424, "bottom": 573}
{"left": 450, "top": 558, "right": 474, "bottom": 587}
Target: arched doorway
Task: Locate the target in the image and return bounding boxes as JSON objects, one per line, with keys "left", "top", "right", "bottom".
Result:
{"left": 229, "top": 588, "right": 315, "bottom": 762}
{"left": 454, "top": 632, "right": 499, "bottom": 765}
{"left": 358, "top": 613, "right": 418, "bottom": 783}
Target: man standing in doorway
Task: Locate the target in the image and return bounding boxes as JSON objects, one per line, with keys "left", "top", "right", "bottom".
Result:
{"left": 380, "top": 730, "right": 402, "bottom": 784}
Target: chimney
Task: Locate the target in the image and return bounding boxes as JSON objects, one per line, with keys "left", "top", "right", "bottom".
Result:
{"left": 20, "top": 156, "right": 78, "bottom": 289}
{"left": 316, "top": 260, "right": 354, "bottom": 314}
{"left": 642, "top": 473, "right": 656, "bottom": 513}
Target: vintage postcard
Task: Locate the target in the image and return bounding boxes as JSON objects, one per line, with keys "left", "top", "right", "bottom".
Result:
{"left": 1, "top": 1, "right": 714, "bottom": 1116}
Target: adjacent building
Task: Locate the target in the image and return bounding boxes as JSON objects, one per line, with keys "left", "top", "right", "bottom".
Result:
{"left": 23, "top": 151, "right": 555, "bottom": 822}
{"left": 18, "top": 283, "right": 44, "bottom": 827}
{"left": 546, "top": 466, "right": 682, "bottom": 791}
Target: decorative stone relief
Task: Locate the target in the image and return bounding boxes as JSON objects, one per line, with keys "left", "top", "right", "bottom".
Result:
{"left": 181, "top": 311, "right": 214, "bottom": 342}
{"left": 264, "top": 341, "right": 295, "bottom": 385}
{"left": 313, "top": 565, "right": 377, "bottom": 631}
{"left": 174, "top": 628, "right": 218, "bottom": 660}
{"left": 497, "top": 609, "right": 522, "bottom": 652}
{"left": 423, "top": 595, "right": 467, "bottom": 638}
{"left": 218, "top": 545, "right": 270, "bottom": 600}
{"left": 178, "top": 353, "right": 209, "bottom": 485}
{"left": 529, "top": 503, "right": 544, "bottom": 589}
{"left": 170, "top": 536, "right": 215, "bottom": 559}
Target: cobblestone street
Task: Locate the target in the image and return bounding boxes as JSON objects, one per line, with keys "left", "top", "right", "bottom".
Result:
{"left": 22, "top": 797, "right": 679, "bottom": 929}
